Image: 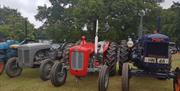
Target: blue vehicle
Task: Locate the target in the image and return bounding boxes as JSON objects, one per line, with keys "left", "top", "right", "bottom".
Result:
{"left": 116, "top": 16, "right": 180, "bottom": 91}
{"left": 0, "top": 40, "right": 18, "bottom": 75}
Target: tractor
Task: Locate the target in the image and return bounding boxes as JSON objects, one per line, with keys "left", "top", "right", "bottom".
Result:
{"left": 0, "top": 40, "right": 18, "bottom": 75}
{"left": 5, "top": 40, "right": 55, "bottom": 78}
{"left": 5, "top": 39, "right": 72, "bottom": 81}
{"left": 49, "top": 20, "right": 117, "bottom": 91}
{"left": 0, "top": 39, "right": 35, "bottom": 75}
{"left": 39, "top": 42, "right": 74, "bottom": 81}
{"left": 117, "top": 14, "right": 180, "bottom": 91}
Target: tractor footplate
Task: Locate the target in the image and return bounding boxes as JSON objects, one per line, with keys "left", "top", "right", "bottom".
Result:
{"left": 130, "top": 69, "right": 175, "bottom": 79}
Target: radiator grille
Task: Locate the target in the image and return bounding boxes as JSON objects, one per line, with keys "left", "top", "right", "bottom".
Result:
{"left": 71, "top": 51, "right": 83, "bottom": 70}
{"left": 18, "top": 49, "right": 30, "bottom": 64}
{"left": 24, "top": 50, "right": 30, "bottom": 63}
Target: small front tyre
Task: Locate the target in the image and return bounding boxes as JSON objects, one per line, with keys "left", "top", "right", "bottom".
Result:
{"left": 40, "top": 59, "right": 54, "bottom": 81}
{"left": 50, "top": 62, "right": 67, "bottom": 87}
{"left": 5, "top": 57, "right": 22, "bottom": 78}
{"left": 98, "top": 65, "right": 109, "bottom": 91}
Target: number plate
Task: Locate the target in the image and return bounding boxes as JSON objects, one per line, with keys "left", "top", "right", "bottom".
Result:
{"left": 157, "top": 58, "right": 169, "bottom": 64}
{"left": 144, "top": 57, "right": 156, "bottom": 63}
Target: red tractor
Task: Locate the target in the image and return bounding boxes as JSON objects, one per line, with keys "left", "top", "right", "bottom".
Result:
{"left": 50, "top": 20, "right": 117, "bottom": 91}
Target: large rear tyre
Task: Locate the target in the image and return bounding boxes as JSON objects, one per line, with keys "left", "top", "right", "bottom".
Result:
{"left": 105, "top": 42, "right": 117, "bottom": 76}
{"left": 50, "top": 62, "right": 67, "bottom": 87}
{"left": 40, "top": 59, "right": 54, "bottom": 81}
{"left": 173, "top": 68, "right": 180, "bottom": 91}
{"left": 118, "top": 62, "right": 123, "bottom": 76}
{"left": 0, "top": 61, "right": 4, "bottom": 75}
{"left": 98, "top": 65, "right": 109, "bottom": 91}
{"left": 122, "top": 63, "right": 130, "bottom": 91}
{"left": 62, "top": 43, "right": 74, "bottom": 64}
{"left": 118, "top": 40, "right": 129, "bottom": 75}
{"left": 5, "top": 57, "right": 22, "bottom": 78}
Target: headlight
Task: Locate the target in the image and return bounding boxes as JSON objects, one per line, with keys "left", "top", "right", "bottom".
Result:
{"left": 127, "top": 38, "right": 134, "bottom": 48}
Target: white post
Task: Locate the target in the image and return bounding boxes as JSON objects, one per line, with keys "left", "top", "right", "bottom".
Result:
{"left": 95, "top": 20, "right": 99, "bottom": 54}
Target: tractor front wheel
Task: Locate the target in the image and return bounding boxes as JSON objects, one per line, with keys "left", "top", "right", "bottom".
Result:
{"left": 0, "top": 61, "right": 4, "bottom": 75}
{"left": 40, "top": 59, "right": 54, "bottom": 81}
{"left": 173, "top": 68, "right": 180, "bottom": 91}
{"left": 50, "top": 61, "right": 67, "bottom": 87}
{"left": 122, "top": 63, "right": 130, "bottom": 91}
{"left": 5, "top": 57, "right": 22, "bottom": 78}
{"left": 98, "top": 65, "right": 109, "bottom": 91}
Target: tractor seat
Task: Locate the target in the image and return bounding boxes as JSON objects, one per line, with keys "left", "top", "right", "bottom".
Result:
{"left": 98, "top": 41, "right": 105, "bottom": 54}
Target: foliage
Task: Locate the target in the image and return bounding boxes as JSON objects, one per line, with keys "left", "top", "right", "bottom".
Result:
{"left": 36, "top": 1, "right": 180, "bottom": 45}
{"left": 161, "top": 2, "right": 180, "bottom": 45}
{"left": 36, "top": 0, "right": 164, "bottom": 42}
{"left": 0, "top": 7, "right": 35, "bottom": 40}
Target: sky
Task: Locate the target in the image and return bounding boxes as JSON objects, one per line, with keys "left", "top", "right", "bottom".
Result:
{"left": 0, "top": 0, "right": 180, "bottom": 29}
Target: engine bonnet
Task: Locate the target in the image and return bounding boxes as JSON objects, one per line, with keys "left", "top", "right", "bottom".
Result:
{"left": 144, "top": 34, "right": 170, "bottom": 43}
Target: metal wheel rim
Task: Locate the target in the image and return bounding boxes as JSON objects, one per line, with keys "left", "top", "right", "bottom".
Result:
{"left": 57, "top": 68, "right": 65, "bottom": 82}
{"left": 44, "top": 63, "right": 52, "bottom": 77}
{"left": 10, "top": 61, "right": 20, "bottom": 74}
{"left": 104, "top": 72, "right": 109, "bottom": 88}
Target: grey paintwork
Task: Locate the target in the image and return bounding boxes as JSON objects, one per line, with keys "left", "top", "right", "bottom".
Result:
{"left": 17, "top": 43, "right": 51, "bottom": 68}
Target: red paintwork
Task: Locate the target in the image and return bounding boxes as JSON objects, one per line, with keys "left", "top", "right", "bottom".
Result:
{"left": 152, "top": 38, "right": 162, "bottom": 42}
{"left": 69, "top": 36, "right": 95, "bottom": 77}
{"left": 0, "top": 62, "right": 4, "bottom": 73}
{"left": 103, "top": 42, "right": 110, "bottom": 53}
{"left": 69, "top": 36, "right": 109, "bottom": 77}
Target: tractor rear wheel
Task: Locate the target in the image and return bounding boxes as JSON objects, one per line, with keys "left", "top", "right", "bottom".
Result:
{"left": 105, "top": 42, "right": 117, "bottom": 76}
{"left": 118, "top": 40, "right": 129, "bottom": 75}
{"left": 122, "top": 63, "right": 130, "bottom": 91}
{"left": 62, "top": 43, "right": 74, "bottom": 64}
{"left": 173, "top": 68, "right": 180, "bottom": 91}
{"left": 98, "top": 65, "right": 109, "bottom": 91}
{"left": 50, "top": 61, "right": 67, "bottom": 87}
{"left": 0, "top": 61, "right": 4, "bottom": 75}
{"left": 40, "top": 59, "right": 54, "bottom": 81}
{"left": 5, "top": 57, "right": 22, "bottom": 78}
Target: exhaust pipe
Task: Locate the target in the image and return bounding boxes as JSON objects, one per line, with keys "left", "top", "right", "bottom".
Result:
{"left": 95, "top": 20, "right": 99, "bottom": 54}
{"left": 157, "top": 16, "right": 161, "bottom": 33}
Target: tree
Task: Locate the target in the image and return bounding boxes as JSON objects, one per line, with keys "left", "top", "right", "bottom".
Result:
{"left": 35, "top": 0, "right": 165, "bottom": 42}
{"left": 161, "top": 2, "right": 180, "bottom": 45}
{"left": 0, "top": 6, "right": 35, "bottom": 40}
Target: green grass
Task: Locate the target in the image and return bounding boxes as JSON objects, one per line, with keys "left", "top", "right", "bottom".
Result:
{"left": 0, "top": 54, "right": 180, "bottom": 91}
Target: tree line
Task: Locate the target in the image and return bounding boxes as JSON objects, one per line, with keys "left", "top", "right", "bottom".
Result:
{"left": 0, "top": 0, "right": 180, "bottom": 45}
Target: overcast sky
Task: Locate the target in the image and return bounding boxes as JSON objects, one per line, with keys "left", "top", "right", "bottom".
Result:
{"left": 0, "top": 0, "right": 179, "bottom": 28}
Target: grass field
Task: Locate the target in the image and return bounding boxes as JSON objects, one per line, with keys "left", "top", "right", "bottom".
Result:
{"left": 0, "top": 54, "right": 180, "bottom": 91}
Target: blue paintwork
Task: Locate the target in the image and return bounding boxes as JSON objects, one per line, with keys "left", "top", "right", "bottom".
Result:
{"left": 143, "top": 33, "right": 170, "bottom": 42}
{"left": 0, "top": 40, "right": 19, "bottom": 62}
{"left": 131, "top": 33, "right": 172, "bottom": 78}
{"left": 0, "top": 39, "right": 33, "bottom": 63}
{"left": 0, "top": 40, "right": 18, "bottom": 49}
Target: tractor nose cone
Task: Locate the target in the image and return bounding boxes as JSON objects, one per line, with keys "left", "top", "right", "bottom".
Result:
{"left": 81, "top": 36, "right": 87, "bottom": 45}
{"left": 82, "top": 36, "right": 86, "bottom": 40}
